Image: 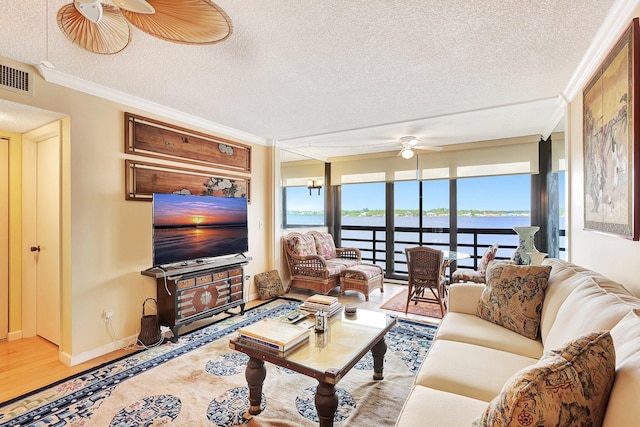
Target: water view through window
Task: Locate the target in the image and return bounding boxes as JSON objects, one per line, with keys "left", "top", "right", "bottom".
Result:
{"left": 284, "top": 174, "right": 566, "bottom": 270}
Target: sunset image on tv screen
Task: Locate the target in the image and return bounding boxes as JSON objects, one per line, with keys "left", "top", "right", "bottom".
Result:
{"left": 152, "top": 193, "right": 248, "bottom": 266}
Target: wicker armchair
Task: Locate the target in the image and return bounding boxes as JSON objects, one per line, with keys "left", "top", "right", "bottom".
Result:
{"left": 283, "top": 231, "right": 362, "bottom": 295}
{"left": 405, "top": 246, "right": 445, "bottom": 316}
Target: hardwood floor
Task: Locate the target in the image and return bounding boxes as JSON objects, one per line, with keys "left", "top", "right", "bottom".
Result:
{"left": 0, "top": 281, "right": 439, "bottom": 404}
{"left": 0, "top": 336, "right": 135, "bottom": 403}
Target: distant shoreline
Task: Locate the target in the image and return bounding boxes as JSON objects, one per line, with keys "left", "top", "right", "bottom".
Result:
{"left": 287, "top": 211, "right": 566, "bottom": 218}
{"left": 287, "top": 211, "right": 535, "bottom": 217}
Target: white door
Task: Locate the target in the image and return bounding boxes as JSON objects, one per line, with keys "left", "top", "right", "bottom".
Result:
{"left": 34, "top": 136, "right": 61, "bottom": 344}
{"left": 0, "top": 137, "right": 8, "bottom": 340}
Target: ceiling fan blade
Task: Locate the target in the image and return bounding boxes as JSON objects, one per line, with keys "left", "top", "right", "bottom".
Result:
{"left": 414, "top": 146, "right": 443, "bottom": 151}
{"left": 58, "top": 3, "right": 132, "bottom": 54}
{"left": 113, "top": 0, "right": 155, "bottom": 14}
{"left": 120, "top": 0, "right": 233, "bottom": 44}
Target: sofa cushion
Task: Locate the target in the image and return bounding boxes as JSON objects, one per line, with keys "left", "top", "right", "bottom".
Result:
{"left": 602, "top": 309, "right": 640, "bottom": 426}
{"left": 285, "top": 233, "right": 317, "bottom": 257}
{"left": 325, "top": 258, "right": 360, "bottom": 271}
{"left": 435, "top": 312, "right": 543, "bottom": 359}
{"left": 321, "top": 260, "right": 347, "bottom": 277}
{"left": 447, "top": 282, "right": 486, "bottom": 314}
{"left": 395, "top": 386, "right": 488, "bottom": 427}
{"left": 611, "top": 309, "right": 640, "bottom": 361}
{"left": 538, "top": 259, "right": 593, "bottom": 343}
{"left": 543, "top": 277, "right": 639, "bottom": 352}
{"left": 451, "top": 268, "right": 485, "bottom": 283}
{"left": 415, "top": 340, "right": 538, "bottom": 402}
{"left": 342, "top": 263, "right": 383, "bottom": 280}
{"left": 474, "top": 331, "right": 616, "bottom": 427}
{"left": 603, "top": 352, "right": 640, "bottom": 427}
{"left": 311, "top": 231, "right": 337, "bottom": 259}
{"left": 476, "top": 263, "right": 551, "bottom": 339}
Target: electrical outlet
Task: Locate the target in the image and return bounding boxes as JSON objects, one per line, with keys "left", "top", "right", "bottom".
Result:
{"left": 103, "top": 309, "right": 114, "bottom": 323}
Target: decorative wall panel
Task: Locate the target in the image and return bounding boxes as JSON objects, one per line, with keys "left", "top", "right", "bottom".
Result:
{"left": 125, "top": 112, "right": 251, "bottom": 172}
{"left": 126, "top": 160, "right": 250, "bottom": 202}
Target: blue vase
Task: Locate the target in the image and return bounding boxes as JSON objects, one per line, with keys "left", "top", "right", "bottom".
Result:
{"left": 511, "top": 226, "right": 540, "bottom": 265}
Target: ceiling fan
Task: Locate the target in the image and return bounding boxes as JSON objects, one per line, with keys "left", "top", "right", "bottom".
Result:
{"left": 395, "top": 136, "right": 442, "bottom": 159}
{"left": 57, "top": 0, "right": 233, "bottom": 55}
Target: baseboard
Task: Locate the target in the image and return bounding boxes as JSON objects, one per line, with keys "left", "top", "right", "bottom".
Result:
{"left": 61, "top": 333, "right": 138, "bottom": 366}
{"left": 61, "top": 293, "right": 259, "bottom": 366}
{"left": 7, "top": 330, "right": 23, "bottom": 341}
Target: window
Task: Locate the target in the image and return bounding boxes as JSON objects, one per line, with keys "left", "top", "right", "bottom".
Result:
{"left": 393, "top": 180, "right": 450, "bottom": 275}
{"left": 283, "top": 186, "right": 325, "bottom": 227}
{"left": 421, "top": 179, "right": 450, "bottom": 244}
{"left": 558, "top": 171, "right": 567, "bottom": 260}
{"left": 341, "top": 182, "right": 386, "bottom": 226}
{"left": 341, "top": 182, "right": 386, "bottom": 264}
{"left": 456, "top": 174, "right": 531, "bottom": 266}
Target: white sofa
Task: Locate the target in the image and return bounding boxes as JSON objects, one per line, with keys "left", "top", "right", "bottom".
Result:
{"left": 395, "top": 258, "right": 640, "bottom": 426}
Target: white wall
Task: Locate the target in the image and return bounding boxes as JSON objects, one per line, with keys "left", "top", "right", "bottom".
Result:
{"left": 567, "top": 8, "right": 640, "bottom": 297}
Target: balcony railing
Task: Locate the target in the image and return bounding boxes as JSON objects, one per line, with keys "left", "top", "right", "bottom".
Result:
{"left": 340, "top": 225, "right": 566, "bottom": 279}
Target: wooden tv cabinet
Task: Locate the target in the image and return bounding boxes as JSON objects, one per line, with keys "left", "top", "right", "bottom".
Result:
{"left": 142, "top": 257, "right": 251, "bottom": 342}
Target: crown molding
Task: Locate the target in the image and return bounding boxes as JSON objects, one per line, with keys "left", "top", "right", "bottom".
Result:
{"left": 35, "top": 64, "right": 268, "bottom": 146}
{"left": 562, "top": 0, "right": 640, "bottom": 103}
{"left": 541, "top": 95, "right": 568, "bottom": 140}
{"left": 541, "top": 0, "right": 640, "bottom": 140}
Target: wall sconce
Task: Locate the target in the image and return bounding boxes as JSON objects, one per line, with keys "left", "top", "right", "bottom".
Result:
{"left": 307, "top": 178, "right": 323, "bottom": 195}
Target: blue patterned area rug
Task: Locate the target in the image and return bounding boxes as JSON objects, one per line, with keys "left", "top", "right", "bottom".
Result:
{"left": 0, "top": 298, "right": 437, "bottom": 426}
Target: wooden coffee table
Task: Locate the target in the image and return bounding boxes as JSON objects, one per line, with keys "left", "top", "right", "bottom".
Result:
{"left": 229, "top": 309, "right": 397, "bottom": 427}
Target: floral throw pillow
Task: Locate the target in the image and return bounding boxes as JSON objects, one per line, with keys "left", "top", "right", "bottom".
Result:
{"left": 254, "top": 270, "right": 284, "bottom": 300}
{"left": 477, "top": 243, "right": 499, "bottom": 275}
{"left": 473, "top": 331, "right": 616, "bottom": 427}
{"left": 312, "top": 232, "right": 337, "bottom": 259}
{"left": 476, "top": 263, "right": 551, "bottom": 339}
{"left": 286, "top": 233, "right": 317, "bottom": 257}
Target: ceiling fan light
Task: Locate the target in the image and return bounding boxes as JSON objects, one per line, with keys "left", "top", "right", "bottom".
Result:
{"left": 401, "top": 148, "right": 414, "bottom": 159}
{"left": 74, "top": 0, "right": 103, "bottom": 23}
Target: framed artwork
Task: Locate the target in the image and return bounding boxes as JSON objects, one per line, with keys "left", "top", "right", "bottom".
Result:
{"left": 583, "top": 18, "right": 640, "bottom": 240}
{"left": 125, "top": 112, "right": 251, "bottom": 172}
{"left": 126, "top": 160, "right": 251, "bottom": 202}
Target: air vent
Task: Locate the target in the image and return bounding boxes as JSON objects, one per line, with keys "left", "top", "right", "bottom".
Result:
{"left": 0, "top": 63, "right": 34, "bottom": 96}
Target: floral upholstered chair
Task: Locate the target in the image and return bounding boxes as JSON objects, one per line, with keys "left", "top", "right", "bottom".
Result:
{"left": 283, "top": 231, "right": 362, "bottom": 295}
{"left": 451, "top": 243, "right": 498, "bottom": 284}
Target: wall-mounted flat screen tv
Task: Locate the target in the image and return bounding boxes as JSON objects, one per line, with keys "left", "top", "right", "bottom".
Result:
{"left": 152, "top": 193, "right": 248, "bottom": 267}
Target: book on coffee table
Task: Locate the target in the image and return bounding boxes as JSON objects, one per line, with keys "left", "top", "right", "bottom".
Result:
{"left": 299, "top": 295, "right": 343, "bottom": 317}
{"left": 234, "top": 334, "right": 309, "bottom": 357}
{"left": 306, "top": 295, "right": 339, "bottom": 305}
{"left": 237, "top": 318, "right": 310, "bottom": 352}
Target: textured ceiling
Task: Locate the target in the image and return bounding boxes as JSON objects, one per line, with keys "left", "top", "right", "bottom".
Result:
{"left": 0, "top": 0, "right": 627, "bottom": 161}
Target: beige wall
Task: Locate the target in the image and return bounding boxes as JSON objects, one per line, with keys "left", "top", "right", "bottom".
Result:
{"left": 567, "top": 9, "right": 640, "bottom": 297}
{"left": 0, "top": 130, "right": 23, "bottom": 338}
{"left": 0, "top": 57, "right": 273, "bottom": 364}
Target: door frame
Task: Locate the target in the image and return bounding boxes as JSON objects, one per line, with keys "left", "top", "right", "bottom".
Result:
{"left": 0, "top": 137, "right": 8, "bottom": 339}
{"left": 21, "top": 121, "right": 62, "bottom": 340}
